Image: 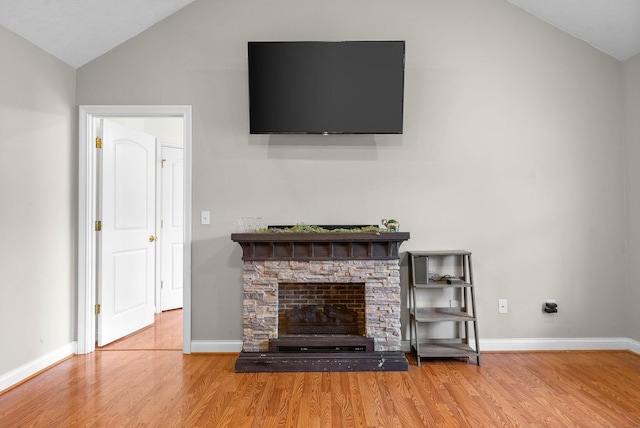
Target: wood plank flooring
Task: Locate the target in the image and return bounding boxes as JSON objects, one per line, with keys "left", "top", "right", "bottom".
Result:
{"left": 1, "top": 315, "right": 640, "bottom": 427}
{"left": 99, "top": 308, "right": 182, "bottom": 351}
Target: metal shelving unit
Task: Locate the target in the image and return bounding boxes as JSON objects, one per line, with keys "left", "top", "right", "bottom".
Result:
{"left": 408, "top": 250, "right": 480, "bottom": 366}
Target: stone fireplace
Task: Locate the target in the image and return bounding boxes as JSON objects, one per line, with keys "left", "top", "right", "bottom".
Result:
{"left": 231, "top": 230, "right": 409, "bottom": 372}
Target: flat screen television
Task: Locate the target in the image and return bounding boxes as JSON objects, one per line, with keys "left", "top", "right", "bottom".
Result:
{"left": 248, "top": 41, "right": 405, "bottom": 135}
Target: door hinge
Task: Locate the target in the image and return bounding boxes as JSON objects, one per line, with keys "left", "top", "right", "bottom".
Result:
{"left": 161, "top": 220, "right": 164, "bottom": 228}
{"left": 161, "top": 281, "right": 164, "bottom": 289}
{"left": 96, "top": 137, "right": 103, "bottom": 149}
{"left": 95, "top": 220, "right": 102, "bottom": 231}
{"left": 161, "top": 159, "right": 166, "bottom": 168}
{"left": 95, "top": 304, "right": 101, "bottom": 314}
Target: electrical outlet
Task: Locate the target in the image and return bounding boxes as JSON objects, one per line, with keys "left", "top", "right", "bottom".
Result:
{"left": 498, "top": 299, "right": 508, "bottom": 314}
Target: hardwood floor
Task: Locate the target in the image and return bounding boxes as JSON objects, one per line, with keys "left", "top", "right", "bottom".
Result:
{"left": 99, "top": 308, "right": 182, "bottom": 351}
{"left": 2, "top": 320, "right": 640, "bottom": 427}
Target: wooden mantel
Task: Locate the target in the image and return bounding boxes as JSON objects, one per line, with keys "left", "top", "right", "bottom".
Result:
{"left": 231, "top": 232, "right": 410, "bottom": 261}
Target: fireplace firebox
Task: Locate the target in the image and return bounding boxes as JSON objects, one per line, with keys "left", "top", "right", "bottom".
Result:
{"left": 278, "top": 283, "right": 365, "bottom": 336}
{"left": 231, "top": 230, "right": 410, "bottom": 372}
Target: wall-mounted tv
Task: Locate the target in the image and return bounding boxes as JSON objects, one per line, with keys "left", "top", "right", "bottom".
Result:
{"left": 248, "top": 41, "right": 405, "bottom": 135}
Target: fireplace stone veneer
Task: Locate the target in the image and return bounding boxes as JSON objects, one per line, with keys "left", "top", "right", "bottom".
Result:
{"left": 231, "top": 231, "right": 410, "bottom": 372}
{"left": 242, "top": 259, "right": 401, "bottom": 352}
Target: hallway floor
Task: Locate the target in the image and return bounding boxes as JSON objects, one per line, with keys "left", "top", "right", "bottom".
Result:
{"left": 98, "top": 308, "right": 182, "bottom": 351}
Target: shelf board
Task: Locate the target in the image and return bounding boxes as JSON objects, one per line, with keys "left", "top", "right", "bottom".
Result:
{"left": 412, "top": 280, "right": 473, "bottom": 289}
{"left": 409, "top": 250, "right": 471, "bottom": 257}
{"left": 412, "top": 341, "right": 479, "bottom": 359}
{"left": 411, "top": 308, "right": 475, "bottom": 322}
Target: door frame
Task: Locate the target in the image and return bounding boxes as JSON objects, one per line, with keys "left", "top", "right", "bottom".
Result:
{"left": 78, "top": 105, "right": 192, "bottom": 355}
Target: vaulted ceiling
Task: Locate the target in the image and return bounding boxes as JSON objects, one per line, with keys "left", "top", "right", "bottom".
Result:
{"left": 0, "top": 0, "right": 638, "bottom": 69}
{"left": 508, "top": 0, "right": 640, "bottom": 62}
{"left": 0, "top": 0, "right": 195, "bottom": 69}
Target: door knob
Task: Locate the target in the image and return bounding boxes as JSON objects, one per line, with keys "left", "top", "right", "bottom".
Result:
{"left": 149, "top": 235, "right": 157, "bottom": 242}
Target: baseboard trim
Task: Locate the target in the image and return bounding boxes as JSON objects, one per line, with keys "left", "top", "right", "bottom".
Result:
{"left": 626, "top": 338, "right": 640, "bottom": 355}
{"left": 479, "top": 337, "right": 639, "bottom": 353}
{"left": 0, "top": 342, "right": 77, "bottom": 394}
{"left": 197, "top": 338, "right": 640, "bottom": 355}
{"left": 190, "top": 340, "right": 243, "bottom": 353}
{"left": 400, "top": 337, "right": 640, "bottom": 355}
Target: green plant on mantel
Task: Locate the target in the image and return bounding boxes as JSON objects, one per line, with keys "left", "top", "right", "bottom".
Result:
{"left": 263, "top": 223, "right": 384, "bottom": 234}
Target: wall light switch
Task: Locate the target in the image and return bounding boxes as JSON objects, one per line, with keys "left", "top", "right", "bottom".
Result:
{"left": 201, "top": 211, "right": 210, "bottom": 225}
{"left": 498, "top": 299, "right": 508, "bottom": 314}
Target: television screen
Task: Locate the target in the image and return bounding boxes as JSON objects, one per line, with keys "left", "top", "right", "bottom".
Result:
{"left": 248, "top": 41, "right": 405, "bottom": 134}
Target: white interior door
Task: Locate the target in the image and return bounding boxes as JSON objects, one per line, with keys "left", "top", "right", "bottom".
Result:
{"left": 160, "top": 144, "right": 184, "bottom": 311}
{"left": 98, "top": 119, "right": 157, "bottom": 346}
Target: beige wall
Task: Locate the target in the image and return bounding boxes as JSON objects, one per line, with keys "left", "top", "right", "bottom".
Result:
{"left": 0, "top": 26, "right": 76, "bottom": 375}
{"left": 75, "top": 0, "right": 629, "bottom": 344}
{"left": 624, "top": 53, "right": 640, "bottom": 342}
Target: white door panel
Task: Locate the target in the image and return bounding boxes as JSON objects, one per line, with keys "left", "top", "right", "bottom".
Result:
{"left": 160, "top": 145, "right": 184, "bottom": 311}
{"left": 98, "top": 119, "right": 156, "bottom": 346}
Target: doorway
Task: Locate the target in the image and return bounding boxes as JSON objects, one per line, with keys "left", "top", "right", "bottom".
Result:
{"left": 98, "top": 309, "right": 183, "bottom": 351}
{"left": 78, "top": 105, "right": 192, "bottom": 355}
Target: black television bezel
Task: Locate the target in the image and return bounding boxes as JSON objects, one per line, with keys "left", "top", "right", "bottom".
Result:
{"left": 247, "top": 40, "right": 406, "bottom": 135}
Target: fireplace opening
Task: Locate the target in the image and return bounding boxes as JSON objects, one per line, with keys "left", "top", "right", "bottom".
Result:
{"left": 284, "top": 304, "right": 358, "bottom": 335}
{"left": 278, "top": 283, "right": 366, "bottom": 337}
